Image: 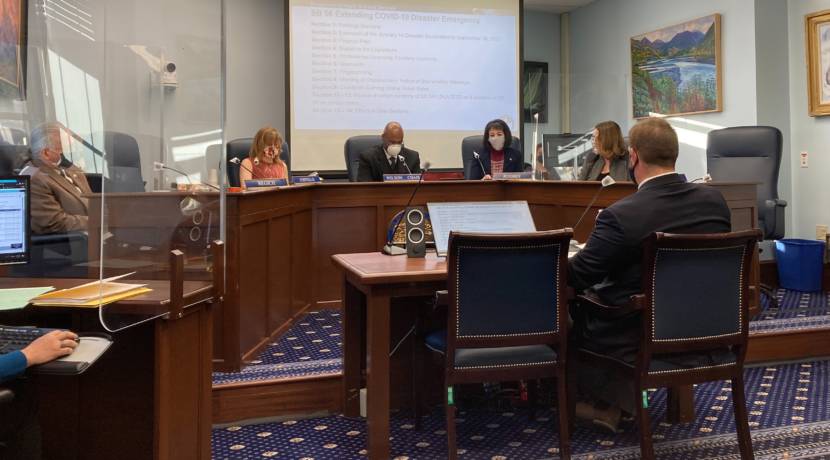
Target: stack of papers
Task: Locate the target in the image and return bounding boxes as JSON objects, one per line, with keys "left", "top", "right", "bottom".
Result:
{"left": 31, "top": 275, "right": 151, "bottom": 307}
{"left": 0, "top": 287, "right": 55, "bottom": 310}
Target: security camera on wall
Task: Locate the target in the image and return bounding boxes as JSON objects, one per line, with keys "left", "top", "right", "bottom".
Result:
{"left": 161, "top": 61, "right": 178, "bottom": 88}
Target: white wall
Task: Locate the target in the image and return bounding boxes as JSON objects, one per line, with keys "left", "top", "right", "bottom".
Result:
{"left": 787, "top": 0, "right": 830, "bottom": 238}
{"left": 569, "top": 0, "right": 760, "bottom": 181}
{"left": 523, "top": 10, "right": 561, "bottom": 161}
{"left": 225, "top": 0, "right": 287, "bottom": 142}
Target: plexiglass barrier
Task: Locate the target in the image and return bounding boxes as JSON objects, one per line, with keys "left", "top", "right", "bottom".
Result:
{"left": 0, "top": 0, "right": 224, "bottom": 331}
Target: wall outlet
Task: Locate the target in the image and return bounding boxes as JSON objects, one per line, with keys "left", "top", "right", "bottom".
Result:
{"left": 800, "top": 151, "right": 809, "bottom": 168}
{"left": 817, "top": 225, "right": 828, "bottom": 241}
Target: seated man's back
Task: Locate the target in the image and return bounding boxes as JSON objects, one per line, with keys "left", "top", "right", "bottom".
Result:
{"left": 569, "top": 173, "right": 731, "bottom": 307}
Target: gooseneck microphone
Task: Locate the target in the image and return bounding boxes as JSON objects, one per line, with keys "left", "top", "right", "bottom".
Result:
{"left": 398, "top": 155, "right": 412, "bottom": 174}
{"left": 573, "top": 175, "right": 616, "bottom": 235}
{"left": 154, "top": 161, "right": 220, "bottom": 191}
{"left": 382, "top": 161, "right": 431, "bottom": 256}
{"left": 229, "top": 157, "right": 255, "bottom": 178}
{"left": 472, "top": 151, "right": 487, "bottom": 178}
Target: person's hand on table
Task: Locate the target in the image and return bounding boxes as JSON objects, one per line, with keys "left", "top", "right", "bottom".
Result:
{"left": 21, "top": 330, "right": 78, "bottom": 366}
{"left": 482, "top": 174, "right": 492, "bottom": 180}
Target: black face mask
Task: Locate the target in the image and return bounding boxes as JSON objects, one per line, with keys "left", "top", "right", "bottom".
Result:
{"left": 628, "top": 158, "right": 638, "bottom": 186}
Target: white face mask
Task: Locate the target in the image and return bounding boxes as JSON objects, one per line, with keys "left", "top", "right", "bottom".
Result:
{"left": 489, "top": 135, "right": 506, "bottom": 151}
{"left": 385, "top": 143, "right": 402, "bottom": 158}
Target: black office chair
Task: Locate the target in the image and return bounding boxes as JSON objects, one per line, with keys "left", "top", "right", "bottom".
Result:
{"left": 461, "top": 135, "right": 522, "bottom": 179}
{"left": 343, "top": 135, "right": 382, "bottom": 182}
{"left": 707, "top": 126, "right": 785, "bottom": 308}
{"left": 413, "top": 230, "right": 574, "bottom": 460}
{"left": 103, "top": 131, "right": 144, "bottom": 192}
{"left": 574, "top": 230, "right": 760, "bottom": 460}
{"left": 9, "top": 232, "right": 89, "bottom": 278}
{"left": 226, "top": 138, "right": 291, "bottom": 187}
{"left": 0, "top": 144, "right": 30, "bottom": 175}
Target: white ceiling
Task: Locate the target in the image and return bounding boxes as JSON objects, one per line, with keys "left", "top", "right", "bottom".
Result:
{"left": 523, "top": 0, "right": 595, "bottom": 14}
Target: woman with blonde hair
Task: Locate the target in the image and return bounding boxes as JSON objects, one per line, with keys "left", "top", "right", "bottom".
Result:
{"left": 578, "top": 120, "right": 629, "bottom": 181}
{"left": 239, "top": 126, "right": 288, "bottom": 188}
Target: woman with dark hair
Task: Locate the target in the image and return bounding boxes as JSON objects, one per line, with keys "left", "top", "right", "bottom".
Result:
{"left": 578, "top": 120, "right": 629, "bottom": 181}
{"left": 465, "top": 119, "right": 523, "bottom": 180}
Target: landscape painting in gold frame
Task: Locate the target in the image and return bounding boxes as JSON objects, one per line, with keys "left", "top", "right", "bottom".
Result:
{"left": 806, "top": 9, "right": 830, "bottom": 116}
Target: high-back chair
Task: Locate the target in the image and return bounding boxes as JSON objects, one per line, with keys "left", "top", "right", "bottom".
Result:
{"left": 103, "top": 131, "right": 145, "bottom": 192}
{"left": 461, "top": 135, "right": 522, "bottom": 179}
{"left": 416, "top": 229, "right": 573, "bottom": 460}
{"left": 343, "top": 135, "right": 382, "bottom": 181}
{"left": 226, "top": 138, "right": 291, "bottom": 187}
{"left": 707, "top": 126, "right": 784, "bottom": 308}
{"left": 576, "top": 229, "right": 760, "bottom": 460}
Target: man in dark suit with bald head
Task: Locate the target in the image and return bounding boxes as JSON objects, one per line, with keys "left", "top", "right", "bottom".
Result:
{"left": 357, "top": 121, "right": 421, "bottom": 182}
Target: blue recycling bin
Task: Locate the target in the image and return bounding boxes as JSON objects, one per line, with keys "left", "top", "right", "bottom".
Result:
{"left": 775, "top": 239, "right": 825, "bottom": 292}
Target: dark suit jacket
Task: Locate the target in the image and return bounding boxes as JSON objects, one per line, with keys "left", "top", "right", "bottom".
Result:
{"left": 465, "top": 146, "right": 523, "bottom": 180}
{"left": 356, "top": 145, "right": 421, "bottom": 182}
{"left": 578, "top": 151, "right": 630, "bottom": 181}
{"left": 568, "top": 173, "right": 731, "bottom": 354}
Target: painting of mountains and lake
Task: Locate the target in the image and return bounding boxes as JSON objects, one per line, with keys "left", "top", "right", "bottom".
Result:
{"left": 631, "top": 14, "right": 721, "bottom": 118}
{"left": 0, "top": 0, "right": 24, "bottom": 96}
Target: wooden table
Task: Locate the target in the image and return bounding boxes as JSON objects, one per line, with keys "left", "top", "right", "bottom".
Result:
{"left": 0, "top": 278, "right": 215, "bottom": 460}
{"left": 333, "top": 253, "right": 447, "bottom": 460}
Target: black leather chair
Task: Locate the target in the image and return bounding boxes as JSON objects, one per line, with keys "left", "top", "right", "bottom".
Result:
{"left": 707, "top": 126, "right": 785, "bottom": 239}
{"left": 103, "top": 131, "right": 144, "bottom": 192}
{"left": 414, "top": 230, "right": 573, "bottom": 460}
{"left": 10, "top": 232, "right": 89, "bottom": 278}
{"left": 575, "top": 230, "right": 760, "bottom": 460}
{"left": 226, "top": 138, "right": 291, "bottom": 187}
{"left": 707, "top": 126, "right": 784, "bottom": 308}
{"left": 0, "top": 144, "right": 30, "bottom": 175}
{"left": 343, "top": 135, "right": 382, "bottom": 182}
{"left": 461, "top": 135, "right": 522, "bottom": 179}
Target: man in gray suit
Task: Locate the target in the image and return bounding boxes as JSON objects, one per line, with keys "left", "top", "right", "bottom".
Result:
{"left": 20, "top": 123, "right": 92, "bottom": 234}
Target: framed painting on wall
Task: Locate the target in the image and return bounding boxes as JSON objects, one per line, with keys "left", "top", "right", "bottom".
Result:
{"left": 630, "top": 14, "right": 722, "bottom": 119}
{"left": 0, "top": 0, "right": 26, "bottom": 99}
{"left": 806, "top": 9, "right": 830, "bottom": 117}
{"left": 523, "top": 61, "right": 548, "bottom": 123}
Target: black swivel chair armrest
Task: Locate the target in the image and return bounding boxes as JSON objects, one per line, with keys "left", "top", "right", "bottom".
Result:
{"left": 0, "top": 387, "right": 14, "bottom": 405}
{"left": 31, "top": 231, "right": 88, "bottom": 245}
{"left": 576, "top": 293, "right": 644, "bottom": 319}
{"left": 764, "top": 199, "right": 787, "bottom": 241}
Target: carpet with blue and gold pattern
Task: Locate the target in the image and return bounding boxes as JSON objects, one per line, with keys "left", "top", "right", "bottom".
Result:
{"left": 213, "top": 289, "right": 830, "bottom": 386}
{"left": 212, "top": 359, "right": 830, "bottom": 459}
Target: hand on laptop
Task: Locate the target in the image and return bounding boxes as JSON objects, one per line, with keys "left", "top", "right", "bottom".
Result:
{"left": 21, "top": 330, "right": 78, "bottom": 366}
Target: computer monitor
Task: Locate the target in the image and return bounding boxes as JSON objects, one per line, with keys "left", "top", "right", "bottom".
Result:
{"left": 0, "top": 176, "right": 29, "bottom": 265}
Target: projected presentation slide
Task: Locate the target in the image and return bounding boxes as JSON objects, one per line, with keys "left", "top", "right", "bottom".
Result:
{"left": 289, "top": 0, "right": 521, "bottom": 171}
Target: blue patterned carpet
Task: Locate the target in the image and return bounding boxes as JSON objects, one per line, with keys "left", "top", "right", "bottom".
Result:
{"left": 212, "top": 359, "right": 830, "bottom": 459}
{"left": 213, "top": 289, "right": 830, "bottom": 386}
{"left": 751, "top": 289, "right": 830, "bottom": 333}
{"left": 213, "top": 310, "right": 343, "bottom": 386}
